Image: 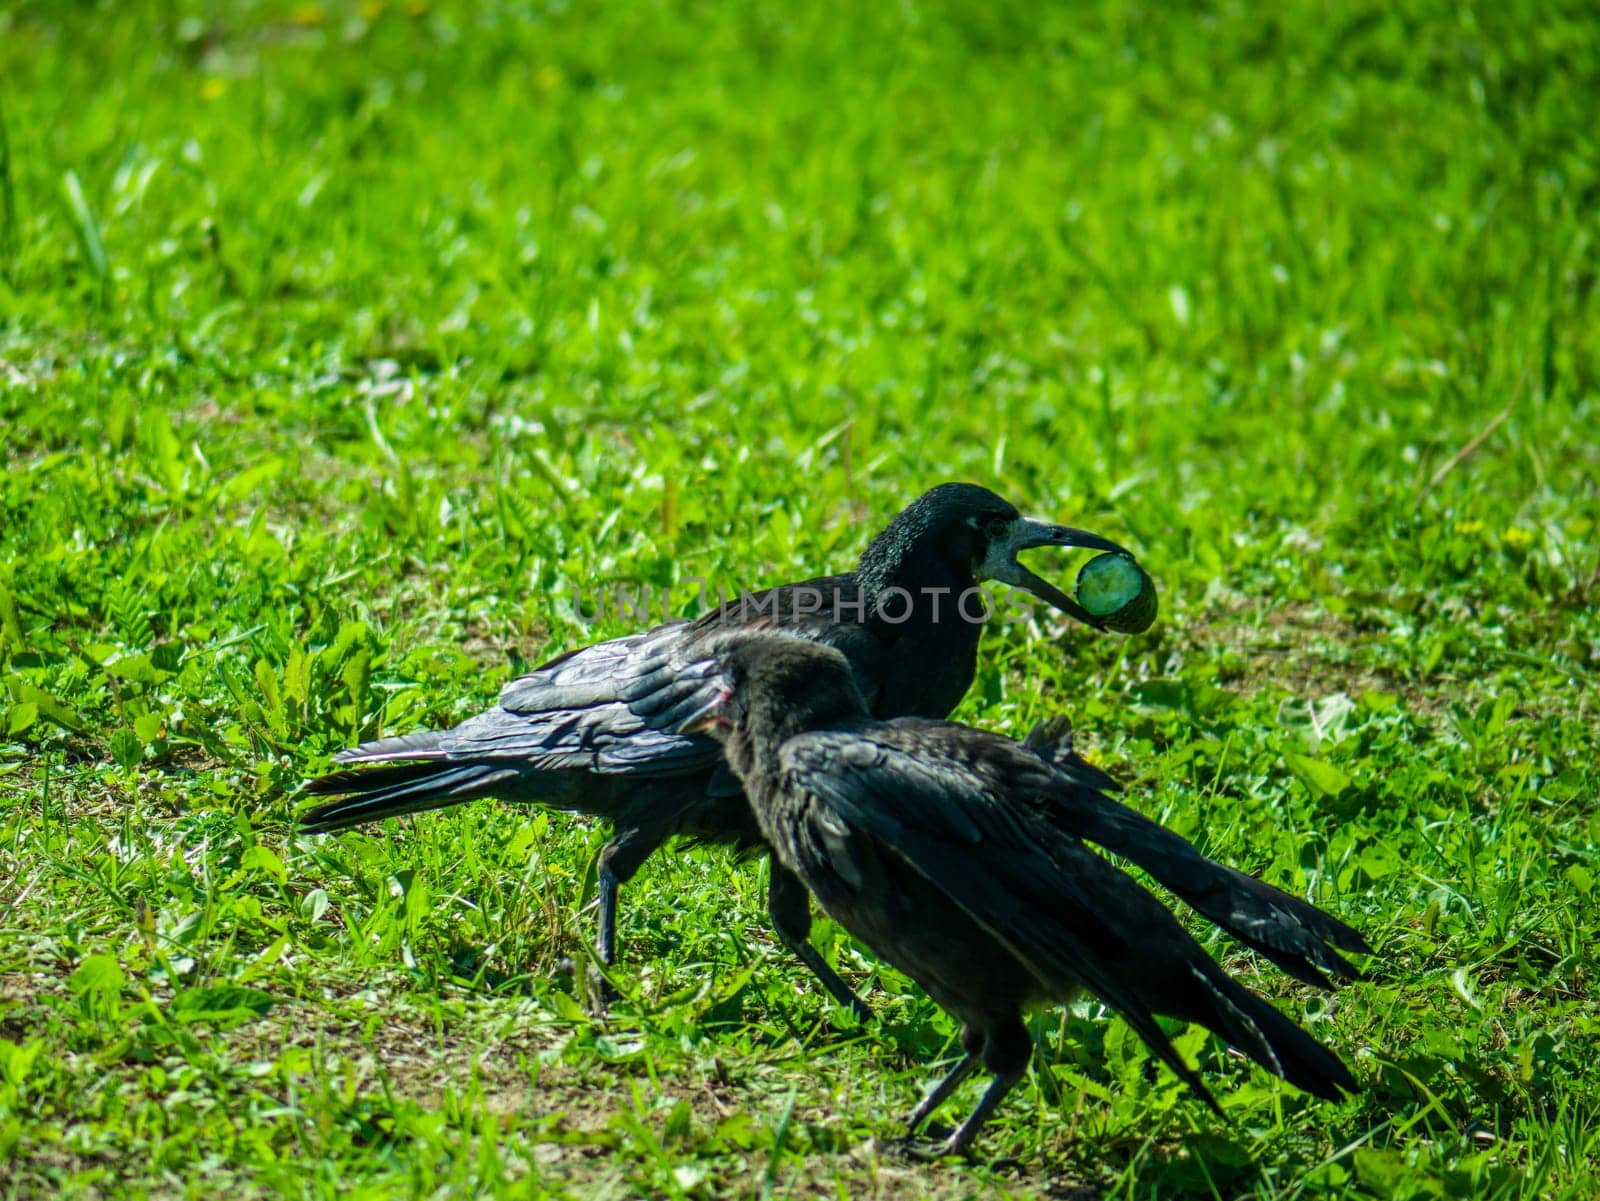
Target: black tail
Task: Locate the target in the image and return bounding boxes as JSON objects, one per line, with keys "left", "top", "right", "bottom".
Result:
{"left": 1078, "top": 800, "right": 1372, "bottom": 988}
{"left": 1166, "top": 959, "right": 1358, "bottom": 1101}
{"left": 1026, "top": 720, "right": 1373, "bottom": 988}
{"left": 300, "top": 733, "right": 521, "bottom": 833}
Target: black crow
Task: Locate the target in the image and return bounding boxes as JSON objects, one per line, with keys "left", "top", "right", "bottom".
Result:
{"left": 301, "top": 484, "right": 1128, "bottom": 1015}
{"left": 684, "top": 633, "right": 1364, "bottom": 1157}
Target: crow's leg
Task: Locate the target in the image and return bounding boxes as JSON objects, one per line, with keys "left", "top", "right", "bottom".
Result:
{"left": 904, "top": 1055, "right": 979, "bottom": 1133}
{"left": 904, "top": 1024, "right": 983, "bottom": 1134}
{"left": 589, "top": 823, "right": 672, "bottom": 1008}
{"left": 935, "top": 1018, "right": 1031, "bottom": 1159}
{"left": 767, "top": 863, "right": 873, "bottom": 1022}
{"left": 935, "top": 1069, "right": 1024, "bottom": 1159}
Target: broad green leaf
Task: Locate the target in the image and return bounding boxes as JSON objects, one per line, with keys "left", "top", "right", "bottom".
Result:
{"left": 254, "top": 658, "right": 284, "bottom": 732}
{"left": 300, "top": 888, "right": 330, "bottom": 922}
{"left": 1282, "top": 750, "right": 1351, "bottom": 798}
{"left": 549, "top": 991, "right": 588, "bottom": 1023}
{"left": 1358, "top": 841, "right": 1404, "bottom": 881}
{"left": 5, "top": 702, "right": 37, "bottom": 736}
{"left": 147, "top": 409, "right": 186, "bottom": 496}
{"left": 110, "top": 728, "right": 143, "bottom": 770}
{"left": 103, "top": 652, "right": 165, "bottom": 685}
{"left": 341, "top": 647, "right": 371, "bottom": 709}
{"left": 10, "top": 684, "right": 83, "bottom": 732}
{"left": 0, "top": 1039, "right": 43, "bottom": 1088}
{"left": 241, "top": 845, "right": 287, "bottom": 882}
{"left": 168, "top": 986, "right": 276, "bottom": 1028}
{"left": 219, "top": 456, "right": 287, "bottom": 503}
{"left": 0, "top": 586, "right": 24, "bottom": 652}
{"left": 68, "top": 953, "right": 124, "bottom": 998}
{"left": 283, "top": 645, "right": 310, "bottom": 706}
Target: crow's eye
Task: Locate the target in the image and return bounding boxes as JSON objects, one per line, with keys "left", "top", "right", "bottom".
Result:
{"left": 983, "top": 516, "right": 1011, "bottom": 540}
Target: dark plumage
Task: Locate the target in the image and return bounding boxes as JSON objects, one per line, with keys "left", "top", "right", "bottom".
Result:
{"left": 1018, "top": 715, "right": 1372, "bottom": 991}
{"left": 687, "top": 633, "right": 1364, "bottom": 1157}
{"left": 301, "top": 484, "right": 1128, "bottom": 1014}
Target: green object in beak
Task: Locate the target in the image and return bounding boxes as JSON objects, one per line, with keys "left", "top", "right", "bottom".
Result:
{"left": 1074, "top": 553, "right": 1158, "bottom": 634}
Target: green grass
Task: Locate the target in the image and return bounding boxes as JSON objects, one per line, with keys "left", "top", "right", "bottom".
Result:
{"left": 2, "top": 0, "right": 1598, "bottom": 1196}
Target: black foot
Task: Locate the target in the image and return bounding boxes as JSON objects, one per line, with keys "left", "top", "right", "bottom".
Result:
{"left": 894, "top": 1135, "right": 970, "bottom": 1163}
{"left": 894, "top": 1136, "right": 1014, "bottom": 1166}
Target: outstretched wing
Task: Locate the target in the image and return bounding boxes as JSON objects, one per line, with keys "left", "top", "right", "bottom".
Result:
{"left": 333, "top": 608, "right": 888, "bottom": 780}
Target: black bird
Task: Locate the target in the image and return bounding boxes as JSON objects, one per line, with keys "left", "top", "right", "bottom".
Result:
{"left": 301, "top": 484, "right": 1129, "bottom": 1015}
{"left": 684, "top": 633, "right": 1364, "bottom": 1157}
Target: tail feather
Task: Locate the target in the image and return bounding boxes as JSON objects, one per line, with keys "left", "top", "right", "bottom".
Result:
{"left": 1024, "top": 716, "right": 1372, "bottom": 986}
{"left": 332, "top": 731, "right": 453, "bottom": 764}
{"left": 1034, "top": 773, "right": 1372, "bottom": 987}
{"left": 1090, "top": 808, "right": 1371, "bottom": 987}
{"left": 1173, "top": 961, "right": 1357, "bottom": 1101}
{"left": 300, "top": 760, "right": 519, "bottom": 832}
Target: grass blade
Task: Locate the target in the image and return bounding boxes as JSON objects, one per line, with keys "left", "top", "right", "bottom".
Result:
{"left": 0, "top": 85, "right": 15, "bottom": 282}
{"left": 60, "top": 168, "right": 109, "bottom": 304}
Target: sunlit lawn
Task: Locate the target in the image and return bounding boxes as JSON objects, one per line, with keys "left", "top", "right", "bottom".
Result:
{"left": 1, "top": 1, "right": 1597, "bottom": 1196}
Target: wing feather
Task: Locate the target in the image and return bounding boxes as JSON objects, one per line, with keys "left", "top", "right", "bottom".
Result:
{"left": 778, "top": 730, "right": 1220, "bottom": 1109}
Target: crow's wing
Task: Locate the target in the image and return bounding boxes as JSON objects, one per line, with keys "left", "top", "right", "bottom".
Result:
{"left": 881, "top": 719, "right": 1371, "bottom": 987}
{"left": 777, "top": 728, "right": 1221, "bottom": 1108}
{"left": 475, "top": 576, "right": 891, "bottom": 775}
{"left": 335, "top": 613, "right": 889, "bottom": 779}
{"left": 334, "top": 628, "right": 728, "bottom": 777}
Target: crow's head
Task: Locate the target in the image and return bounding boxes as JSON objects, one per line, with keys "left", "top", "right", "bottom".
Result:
{"left": 860, "top": 483, "right": 1130, "bottom": 630}
{"left": 679, "top": 633, "right": 865, "bottom": 750}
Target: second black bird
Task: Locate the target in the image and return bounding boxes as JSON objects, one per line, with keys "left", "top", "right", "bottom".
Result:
{"left": 685, "top": 632, "right": 1365, "bottom": 1157}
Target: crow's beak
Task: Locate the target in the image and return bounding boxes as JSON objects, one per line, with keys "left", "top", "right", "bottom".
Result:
{"left": 678, "top": 686, "right": 736, "bottom": 739}
{"left": 981, "top": 518, "right": 1131, "bottom": 631}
